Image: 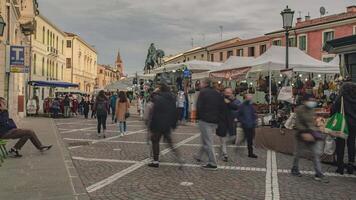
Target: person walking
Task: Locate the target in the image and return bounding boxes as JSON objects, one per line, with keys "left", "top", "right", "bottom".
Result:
{"left": 83, "top": 97, "right": 90, "bottom": 119}
{"left": 0, "top": 97, "right": 52, "bottom": 157}
{"left": 90, "top": 96, "right": 96, "bottom": 119}
{"left": 63, "top": 95, "right": 71, "bottom": 118}
{"left": 147, "top": 84, "right": 181, "bottom": 168}
{"left": 216, "top": 87, "right": 239, "bottom": 162}
{"left": 110, "top": 92, "right": 118, "bottom": 123}
{"left": 237, "top": 94, "right": 258, "bottom": 158}
{"left": 176, "top": 90, "right": 185, "bottom": 124}
{"left": 116, "top": 91, "right": 130, "bottom": 136}
{"left": 94, "top": 91, "right": 109, "bottom": 138}
{"left": 195, "top": 79, "right": 224, "bottom": 170}
{"left": 332, "top": 82, "right": 356, "bottom": 175}
{"left": 291, "top": 94, "right": 328, "bottom": 183}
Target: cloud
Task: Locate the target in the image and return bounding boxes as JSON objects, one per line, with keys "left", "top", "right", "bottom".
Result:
{"left": 38, "top": 0, "right": 355, "bottom": 74}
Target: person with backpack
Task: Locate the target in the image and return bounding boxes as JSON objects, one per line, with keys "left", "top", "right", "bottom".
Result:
{"left": 51, "top": 97, "right": 61, "bottom": 118}
{"left": 94, "top": 90, "right": 109, "bottom": 138}
{"left": 116, "top": 91, "right": 130, "bottom": 136}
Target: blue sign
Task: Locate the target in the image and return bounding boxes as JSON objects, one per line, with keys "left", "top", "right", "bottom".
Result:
{"left": 10, "top": 46, "right": 25, "bottom": 66}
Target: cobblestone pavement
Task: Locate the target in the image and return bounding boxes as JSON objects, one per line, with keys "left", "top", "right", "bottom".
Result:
{"left": 54, "top": 115, "right": 356, "bottom": 200}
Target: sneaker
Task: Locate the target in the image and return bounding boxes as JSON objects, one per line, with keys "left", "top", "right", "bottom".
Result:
{"left": 39, "top": 145, "right": 53, "bottom": 152}
{"left": 148, "top": 162, "right": 159, "bottom": 168}
{"left": 314, "top": 174, "right": 329, "bottom": 183}
{"left": 335, "top": 167, "right": 344, "bottom": 175}
{"left": 248, "top": 154, "right": 258, "bottom": 159}
{"left": 291, "top": 168, "right": 302, "bottom": 177}
{"left": 222, "top": 156, "right": 228, "bottom": 162}
{"left": 346, "top": 163, "right": 354, "bottom": 174}
{"left": 8, "top": 148, "right": 22, "bottom": 158}
{"left": 202, "top": 164, "right": 218, "bottom": 170}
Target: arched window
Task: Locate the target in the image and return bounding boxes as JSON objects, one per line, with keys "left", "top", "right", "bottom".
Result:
{"left": 56, "top": 63, "right": 58, "bottom": 79}
{"left": 42, "top": 57, "right": 45, "bottom": 76}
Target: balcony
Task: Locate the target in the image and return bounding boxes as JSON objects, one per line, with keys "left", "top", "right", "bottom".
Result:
{"left": 47, "top": 47, "right": 59, "bottom": 58}
{"left": 16, "top": 0, "right": 39, "bottom": 36}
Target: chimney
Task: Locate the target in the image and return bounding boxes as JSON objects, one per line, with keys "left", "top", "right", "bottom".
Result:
{"left": 297, "top": 17, "right": 302, "bottom": 23}
{"left": 305, "top": 13, "right": 311, "bottom": 21}
{"left": 347, "top": 5, "right": 356, "bottom": 13}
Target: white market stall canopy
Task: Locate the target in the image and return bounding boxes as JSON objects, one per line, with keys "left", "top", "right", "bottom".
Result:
{"left": 209, "top": 56, "right": 256, "bottom": 79}
{"left": 153, "top": 60, "right": 222, "bottom": 73}
{"left": 249, "top": 46, "right": 339, "bottom": 74}
{"left": 104, "top": 77, "right": 133, "bottom": 91}
{"left": 138, "top": 73, "right": 155, "bottom": 80}
{"left": 192, "top": 71, "right": 211, "bottom": 80}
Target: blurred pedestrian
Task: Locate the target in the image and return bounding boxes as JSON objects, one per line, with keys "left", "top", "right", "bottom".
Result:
{"left": 176, "top": 90, "right": 185, "bottom": 124}
{"left": 63, "top": 95, "right": 71, "bottom": 118}
{"left": 291, "top": 94, "right": 328, "bottom": 183}
{"left": 147, "top": 84, "right": 181, "bottom": 168}
{"left": 332, "top": 82, "right": 356, "bottom": 175}
{"left": 195, "top": 78, "right": 224, "bottom": 170}
{"left": 237, "top": 94, "right": 258, "bottom": 158}
{"left": 94, "top": 90, "right": 109, "bottom": 138}
{"left": 116, "top": 91, "right": 130, "bottom": 136}
{"left": 90, "top": 96, "right": 96, "bottom": 119}
{"left": 83, "top": 97, "right": 90, "bottom": 119}
{"left": 216, "top": 87, "right": 239, "bottom": 162}
{"left": 79, "top": 98, "right": 84, "bottom": 115}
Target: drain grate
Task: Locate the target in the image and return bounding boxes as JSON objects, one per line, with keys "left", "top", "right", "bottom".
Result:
{"left": 68, "top": 141, "right": 91, "bottom": 147}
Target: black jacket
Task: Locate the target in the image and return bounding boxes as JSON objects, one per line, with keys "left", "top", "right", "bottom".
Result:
{"left": 0, "top": 110, "right": 11, "bottom": 137}
{"left": 216, "top": 97, "right": 240, "bottom": 137}
{"left": 332, "top": 82, "right": 356, "bottom": 127}
{"left": 196, "top": 87, "right": 224, "bottom": 124}
{"left": 149, "top": 92, "right": 178, "bottom": 134}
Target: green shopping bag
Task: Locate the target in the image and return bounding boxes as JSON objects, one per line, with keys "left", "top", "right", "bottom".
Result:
{"left": 325, "top": 97, "right": 349, "bottom": 139}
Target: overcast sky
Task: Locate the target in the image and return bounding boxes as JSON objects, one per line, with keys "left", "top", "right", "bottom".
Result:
{"left": 38, "top": 0, "right": 355, "bottom": 75}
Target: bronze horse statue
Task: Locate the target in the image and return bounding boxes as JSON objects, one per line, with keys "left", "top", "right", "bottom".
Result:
{"left": 144, "top": 43, "right": 165, "bottom": 73}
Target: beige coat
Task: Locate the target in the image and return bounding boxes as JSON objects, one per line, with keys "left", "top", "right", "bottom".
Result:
{"left": 115, "top": 100, "right": 130, "bottom": 121}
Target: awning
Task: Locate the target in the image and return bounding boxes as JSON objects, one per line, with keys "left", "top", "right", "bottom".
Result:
{"left": 28, "top": 80, "right": 79, "bottom": 88}
{"left": 323, "top": 35, "right": 356, "bottom": 54}
{"left": 210, "top": 67, "right": 251, "bottom": 80}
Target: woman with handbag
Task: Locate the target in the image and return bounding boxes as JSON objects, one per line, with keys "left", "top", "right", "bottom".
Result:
{"left": 0, "top": 97, "right": 52, "bottom": 157}
{"left": 116, "top": 91, "right": 130, "bottom": 136}
{"left": 291, "top": 94, "right": 328, "bottom": 183}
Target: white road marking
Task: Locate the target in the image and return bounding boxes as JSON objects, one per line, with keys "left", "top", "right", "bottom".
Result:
{"left": 265, "top": 150, "right": 272, "bottom": 200}
{"left": 72, "top": 156, "right": 138, "bottom": 164}
{"left": 271, "top": 151, "right": 280, "bottom": 200}
{"left": 92, "top": 129, "right": 146, "bottom": 144}
{"left": 68, "top": 146, "right": 83, "bottom": 150}
{"left": 61, "top": 127, "right": 96, "bottom": 134}
{"left": 86, "top": 133, "right": 200, "bottom": 193}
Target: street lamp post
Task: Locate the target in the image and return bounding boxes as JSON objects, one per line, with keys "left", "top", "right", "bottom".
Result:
{"left": 281, "top": 6, "right": 294, "bottom": 69}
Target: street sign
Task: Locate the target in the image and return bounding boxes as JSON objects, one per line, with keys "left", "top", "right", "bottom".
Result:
{"left": 9, "top": 45, "right": 30, "bottom": 73}
{"left": 10, "top": 46, "right": 25, "bottom": 65}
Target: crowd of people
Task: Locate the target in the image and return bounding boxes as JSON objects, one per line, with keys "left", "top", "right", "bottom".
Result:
{"left": 0, "top": 78, "right": 354, "bottom": 185}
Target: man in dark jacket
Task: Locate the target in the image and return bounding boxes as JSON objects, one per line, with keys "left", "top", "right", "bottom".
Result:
{"left": 216, "top": 87, "right": 239, "bottom": 162}
{"left": 195, "top": 79, "right": 224, "bottom": 170}
{"left": 332, "top": 82, "right": 356, "bottom": 175}
{"left": 148, "top": 84, "right": 180, "bottom": 168}
{"left": 237, "top": 94, "right": 258, "bottom": 158}
{"left": 0, "top": 97, "right": 52, "bottom": 157}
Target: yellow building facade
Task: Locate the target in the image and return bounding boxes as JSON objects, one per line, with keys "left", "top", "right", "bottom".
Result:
{"left": 64, "top": 32, "right": 97, "bottom": 93}
{"left": 0, "top": 0, "right": 38, "bottom": 117}
{"left": 30, "top": 15, "right": 66, "bottom": 108}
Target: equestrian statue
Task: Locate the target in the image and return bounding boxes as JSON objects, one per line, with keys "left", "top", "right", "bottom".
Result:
{"left": 144, "top": 43, "right": 165, "bottom": 73}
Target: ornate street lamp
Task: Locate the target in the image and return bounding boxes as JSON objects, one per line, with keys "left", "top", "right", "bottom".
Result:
{"left": 0, "top": 15, "right": 6, "bottom": 36}
{"left": 281, "top": 6, "right": 294, "bottom": 69}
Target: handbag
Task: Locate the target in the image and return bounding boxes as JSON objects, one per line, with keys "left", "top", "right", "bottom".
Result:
{"left": 323, "top": 135, "right": 336, "bottom": 155}
{"left": 125, "top": 112, "right": 130, "bottom": 119}
{"left": 284, "top": 113, "right": 296, "bottom": 130}
{"left": 325, "top": 97, "right": 349, "bottom": 139}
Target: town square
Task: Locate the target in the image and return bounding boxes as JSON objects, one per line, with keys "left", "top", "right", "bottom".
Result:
{"left": 0, "top": 0, "right": 356, "bottom": 200}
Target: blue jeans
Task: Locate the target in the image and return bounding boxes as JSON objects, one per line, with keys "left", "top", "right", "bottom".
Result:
{"left": 118, "top": 121, "right": 127, "bottom": 133}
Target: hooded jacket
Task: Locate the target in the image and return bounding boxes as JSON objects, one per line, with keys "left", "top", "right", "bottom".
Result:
{"left": 332, "top": 82, "right": 356, "bottom": 126}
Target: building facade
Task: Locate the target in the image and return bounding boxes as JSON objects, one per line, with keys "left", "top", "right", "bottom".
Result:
{"left": 30, "top": 15, "right": 66, "bottom": 109}
{"left": 95, "top": 64, "right": 120, "bottom": 89}
{"left": 64, "top": 32, "right": 97, "bottom": 93}
{"left": 0, "top": 0, "right": 38, "bottom": 117}
{"left": 163, "top": 6, "right": 356, "bottom": 68}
